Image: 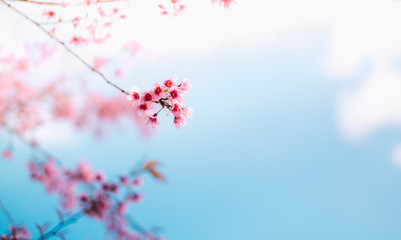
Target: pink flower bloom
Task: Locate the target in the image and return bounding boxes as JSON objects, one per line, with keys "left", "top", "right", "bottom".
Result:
{"left": 43, "top": 158, "right": 57, "bottom": 176}
{"left": 128, "top": 77, "right": 192, "bottom": 128}
{"left": 170, "top": 103, "right": 182, "bottom": 117}
{"left": 126, "top": 193, "right": 142, "bottom": 203}
{"left": 143, "top": 92, "right": 153, "bottom": 102}
{"left": 221, "top": 0, "right": 234, "bottom": 8}
{"left": 168, "top": 88, "right": 184, "bottom": 105}
{"left": 61, "top": 182, "right": 76, "bottom": 210}
{"left": 72, "top": 16, "right": 82, "bottom": 27}
{"left": 83, "top": 191, "right": 110, "bottom": 220}
{"left": 42, "top": 9, "right": 56, "bottom": 19}
{"left": 98, "top": 6, "right": 106, "bottom": 17}
{"left": 137, "top": 103, "right": 153, "bottom": 115}
{"left": 212, "top": 0, "right": 234, "bottom": 8}
{"left": 39, "top": 43, "right": 58, "bottom": 62}
{"left": 163, "top": 77, "right": 176, "bottom": 89}
{"left": 80, "top": 193, "right": 90, "bottom": 203}
{"left": 93, "top": 57, "right": 108, "bottom": 71}
{"left": 120, "top": 176, "right": 128, "bottom": 185}
{"left": 173, "top": 116, "right": 186, "bottom": 129}
{"left": 9, "top": 225, "right": 31, "bottom": 240}
{"left": 86, "top": 0, "right": 96, "bottom": 6}
{"left": 61, "top": 1, "right": 70, "bottom": 7}
{"left": 132, "top": 177, "right": 143, "bottom": 188}
{"left": 96, "top": 170, "right": 105, "bottom": 182}
{"left": 123, "top": 40, "right": 141, "bottom": 57}
{"left": 169, "top": 89, "right": 179, "bottom": 99}
{"left": 48, "top": 27, "right": 56, "bottom": 37}
{"left": 117, "top": 202, "right": 127, "bottom": 215}
{"left": 178, "top": 78, "right": 191, "bottom": 92}
{"left": 73, "top": 160, "right": 96, "bottom": 183}
{"left": 127, "top": 86, "right": 141, "bottom": 101}
{"left": 115, "top": 68, "right": 123, "bottom": 78}
{"left": 102, "top": 182, "right": 118, "bottom": 193}
{"left": 146, "top": 115, "right": 159, "bottom": 129}
{"left": 182, "top": 107, "right": 193, "bottom": 118}
{"left": 153, "top": 82, "right": 166, "bottom": 100}
{"left": 70, "top": 36, "right": 88, "bottom": 46}
{"left": 2, "top": 149, "right": 12, "bottom": 160}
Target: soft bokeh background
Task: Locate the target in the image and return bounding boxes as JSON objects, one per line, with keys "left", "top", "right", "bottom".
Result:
{"left": 2, "top": 0, "right": 401, "bottom": 239}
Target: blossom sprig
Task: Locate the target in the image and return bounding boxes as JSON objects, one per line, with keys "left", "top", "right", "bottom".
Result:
{"left": 40, "top": 1, "right": 128, "bottom": 46}
{"left": 25, "top": 157, "right": 165, "bottom": 239}
{"left": 128, "top": 76, "right": 193, "bottom": 129}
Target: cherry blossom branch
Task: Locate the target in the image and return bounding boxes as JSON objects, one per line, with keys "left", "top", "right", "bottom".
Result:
{"left": 0, "top": 0, "right": 129, "bottom": 95}
{"left": 38, "top": 211, "right": 84, "bottom": 240}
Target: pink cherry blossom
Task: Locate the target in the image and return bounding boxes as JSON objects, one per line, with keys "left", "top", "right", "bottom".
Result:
{"left": 2, "top": 149, "right": 12, "bottom": 160}
{"left": 146, "top": 115, "right": 159, "bottom": 129}
{"left": 132, "top": 177, "right": 143, "bottom": 188}
{"left": 127, "top": 86, "right": 141, "bottom": 101}
{"left": 212, "top": 0, "right": 235, "bottom": 8}
{"left": 42, "top": 9, "right": 56, "bottom": 19}
{"left": 70, "top": 36, "right": 89, "bottom": 46}
{"left": 127, "top": 77, "right": 192, "bottom": 129}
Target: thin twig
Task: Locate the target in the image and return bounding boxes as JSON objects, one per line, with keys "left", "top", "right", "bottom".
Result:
{"left": 38, "top": 211, "right": 84, "bottom": 240}
{"left": 0, "top": 0, "right": 129, "bottom": 95}
{"left": 125, "top": 215, "right": 147, "bottom": 235}
{"left": 0, "top": 199, "right": 15, "bottom": 224}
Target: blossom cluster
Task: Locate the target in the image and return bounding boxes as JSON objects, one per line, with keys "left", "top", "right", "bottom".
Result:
{"left": 1, "top": 225, "right": 31, "bottom": 240}
{"left": 40, "top": 0, "right": 128, "bottom": 46}
{"left": 158, "top": 0, "right": 185, "bottom": 16}
{"left": 0, "top": 46, "right": 147, "bottom": 141}
{"left": 211, "top": 0, "right": 235, "bottom": 8}
{"left": 128, "top": 77, "right": 193, "bottom": 129}
{"left": 23, "top": 158, "right": 164, "bottom": 239}
{"left": 158, "top": 0, "right": 234, "bottom": 16}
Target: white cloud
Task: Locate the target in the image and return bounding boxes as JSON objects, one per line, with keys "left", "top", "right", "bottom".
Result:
{"left": 323, "top": 0, "right": 401, "bottom": 76}
{"left": 337, "top": 64, "right": 401, "bottom": 140}
{"left": 321, "top": 0, "right": 401, "bottom": 148}
{"left": 34, "top": 122, "right": 81, "bottom": 149}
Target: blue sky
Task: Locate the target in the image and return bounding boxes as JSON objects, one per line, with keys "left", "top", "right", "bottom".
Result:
{"left": 2, "top": 1, "right": 401, "bottom": 239}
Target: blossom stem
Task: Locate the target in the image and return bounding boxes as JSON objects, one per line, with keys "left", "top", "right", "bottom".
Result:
{"left": 0, "top": 0, "right": 129, "bottom": 95}
{"left": 38, "top": 211, "right": 84, "bottom": 240}
{"left": 155, "top": 107, "right": 164, "bottom": 115}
